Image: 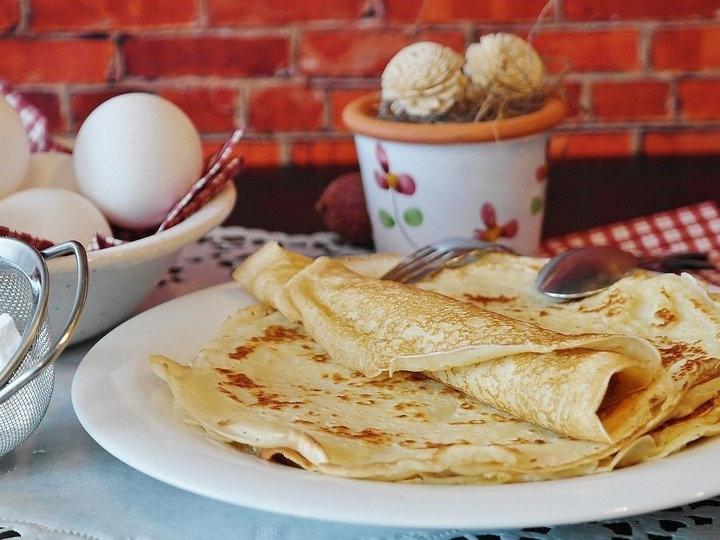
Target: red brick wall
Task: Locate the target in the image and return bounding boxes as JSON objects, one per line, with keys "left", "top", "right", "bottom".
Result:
{"left": 2, "top": 0, "right": 720, "bottom": 166}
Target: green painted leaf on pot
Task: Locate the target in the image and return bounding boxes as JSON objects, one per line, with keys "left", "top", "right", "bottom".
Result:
{"left": 404, "top": 207, "right": 423, "bottom": 227}
{"left": 379, "top": 208, "right": 395, "bottom": 228}
{"left": 530, "top": 196, "right": 543, "bottom": 216}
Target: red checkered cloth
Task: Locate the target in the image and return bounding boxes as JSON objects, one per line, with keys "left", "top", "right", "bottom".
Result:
{"left": 157, "top": 127, "right": 244, "bottom": 232}
{"left": 0, "top": 80, "right": 67, "bottom": 153}
{"left": 0, "top": 226, "right": 54, "bottom": 251}
{"left": 539, "top": 201, "right": 720, "bottom": 288}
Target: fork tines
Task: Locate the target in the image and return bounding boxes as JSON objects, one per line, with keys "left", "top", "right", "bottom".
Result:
{"left": 380, "top": 237, "right": 511, "bottom": 284}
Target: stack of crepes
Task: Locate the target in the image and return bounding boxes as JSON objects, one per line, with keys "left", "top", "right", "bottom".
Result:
{"left": 149, "top": 242, "right": 720, "bottom": 483}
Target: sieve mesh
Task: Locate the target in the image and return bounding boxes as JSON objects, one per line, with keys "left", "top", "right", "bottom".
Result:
{"left": 0, "top": 239, "right": 87, "bottom": 459}
{"left": 0, "top": 266, "right": 54, "bottom": 458}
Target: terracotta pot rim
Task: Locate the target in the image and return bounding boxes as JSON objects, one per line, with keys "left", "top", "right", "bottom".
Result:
{"left": 342, "top": 93, "right": 566, "bottom": 144}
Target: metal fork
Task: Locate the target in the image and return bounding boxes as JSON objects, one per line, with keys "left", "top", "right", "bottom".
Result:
{"left": 380, "top": 237, "right": 514, "bottom": 284}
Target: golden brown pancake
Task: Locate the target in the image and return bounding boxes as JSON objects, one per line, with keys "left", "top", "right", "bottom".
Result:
{"left": 149, "top": 304, "right": 669, "bottom": 483}
{"left": 234, "top": 242, "right": 663, "bottom": 442}
{"left": 149, "top": 243, "right": 720, "bottom": 483}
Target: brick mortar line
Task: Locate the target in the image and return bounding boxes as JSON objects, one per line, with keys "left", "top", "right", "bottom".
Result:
{"left": 10, "top": 18, "right": 720, "bottom": 40}
{"left": 16, "top": 17, "right": 720, "bottom": 29}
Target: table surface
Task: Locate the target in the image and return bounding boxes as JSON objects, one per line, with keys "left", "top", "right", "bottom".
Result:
{"left": 3, "top": 156, "right": 720, "bottom": 539}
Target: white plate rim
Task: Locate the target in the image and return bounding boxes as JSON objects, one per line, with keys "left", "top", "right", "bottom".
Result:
{"left": 71, "top": 281, "right": 720, "bottom": 530}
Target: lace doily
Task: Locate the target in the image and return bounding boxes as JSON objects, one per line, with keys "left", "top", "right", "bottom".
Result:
{"left": 0, "top": 518, "right": 96, "bottom": 540}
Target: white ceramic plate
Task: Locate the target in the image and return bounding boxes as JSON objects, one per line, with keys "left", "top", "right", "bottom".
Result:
{"left": 72, "top": 282, "right": 720, "bottom": 529}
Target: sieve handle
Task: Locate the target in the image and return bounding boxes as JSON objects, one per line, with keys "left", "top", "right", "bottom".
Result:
{"left": 0, "top": 241, "right": 88, "bottom": 404}
{"left": 40, "top": 241, "right": 89, "bottom": 356}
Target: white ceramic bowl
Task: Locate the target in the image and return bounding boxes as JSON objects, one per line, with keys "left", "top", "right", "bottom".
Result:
{"left": 46, "top": 182, "right": 236, "bottom": 344}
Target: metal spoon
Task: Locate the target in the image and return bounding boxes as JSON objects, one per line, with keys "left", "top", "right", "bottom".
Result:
{"left": 535, "top": 246, "right": 714, "bottom": 300}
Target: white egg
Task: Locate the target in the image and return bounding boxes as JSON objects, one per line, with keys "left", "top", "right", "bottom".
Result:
{"left": 0, "top": 96, "right": 30, "bottom": 198}
{"left": 73, "top": 92, "right": 203, "bottom": 229}
{"left": 0, "top": 187, "right": 111, "bottom": 246}
{"left": 21, "top": 151, "right": 78, "bottom": 191}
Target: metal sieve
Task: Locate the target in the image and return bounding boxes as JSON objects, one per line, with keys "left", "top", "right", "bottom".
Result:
{"left": 0, "top": 238, "right": 88, "bottom": 458}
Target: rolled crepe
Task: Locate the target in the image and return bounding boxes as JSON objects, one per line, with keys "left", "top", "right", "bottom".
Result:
{"left": 149, "top": 306, "right": 621, "bottom": 483}
{"left": 233, "top": 242, "right": 662, "bottom": 443}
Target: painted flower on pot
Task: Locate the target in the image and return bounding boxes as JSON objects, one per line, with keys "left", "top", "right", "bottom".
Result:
{"left": 474, "top": 202, "right": 518, "bottom": 242}
{"left": 373, "top": 142, "right": 423, "bottom": 246}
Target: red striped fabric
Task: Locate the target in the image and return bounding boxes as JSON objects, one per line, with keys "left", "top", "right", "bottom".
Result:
{"left": 0, "top": 226, "right": 54, "bottom": 251}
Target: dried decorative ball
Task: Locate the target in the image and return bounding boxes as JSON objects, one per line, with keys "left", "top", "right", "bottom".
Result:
{"left": 381, "top": 41, "right": 466, "bottom": 118}
{"left": 315, "top": 172, "right": 372, "bottom": 246}
{"left": 464, "top": 33, "right": 545, "bottom": 102}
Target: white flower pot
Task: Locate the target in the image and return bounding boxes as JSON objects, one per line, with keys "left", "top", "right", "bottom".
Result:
{"left": 343, "top": 94, "right": 565, "bottom": 255}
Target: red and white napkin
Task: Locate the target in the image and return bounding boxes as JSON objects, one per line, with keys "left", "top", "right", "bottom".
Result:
{"left": 539, "top": 201, "right": 720, "bottom": 288}
{"left": 0, "top": 79, "right": 65, "bottom": 153}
